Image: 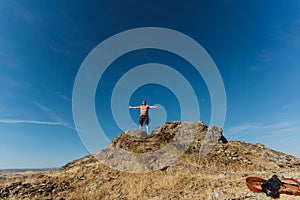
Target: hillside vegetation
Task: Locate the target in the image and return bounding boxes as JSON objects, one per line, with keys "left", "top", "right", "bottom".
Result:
{"left": 1, "top": 121, "right": 300, "bottom": 199}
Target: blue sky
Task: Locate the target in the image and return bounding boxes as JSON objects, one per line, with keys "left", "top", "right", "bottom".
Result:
{"left": 0, "top": 1, "right": 300, "bottom": 168}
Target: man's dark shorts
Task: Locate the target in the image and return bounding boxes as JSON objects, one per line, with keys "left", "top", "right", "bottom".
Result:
{"left": 139, "top": 115, "right": 149, "bottom": 125}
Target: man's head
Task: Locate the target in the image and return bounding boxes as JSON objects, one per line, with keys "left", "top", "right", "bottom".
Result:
{"left": 142, "top": 100, "right": 146, "bottom": 105}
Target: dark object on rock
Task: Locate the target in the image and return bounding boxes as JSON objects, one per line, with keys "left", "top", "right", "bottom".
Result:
{"left": 246, "top": 175, "right": 300, "bottom": 197}
{"left": 261, "top": 175, "right": 282, "bottom": 198}
{"left": 160, "top": 166, "right": 169, "bottom": 171}
{"left": 219, "top": 135, "right": 228, "bottom": 144}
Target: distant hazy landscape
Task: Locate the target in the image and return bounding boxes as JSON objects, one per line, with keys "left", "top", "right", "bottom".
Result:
{"left": 0, "top": 168, "right": 57, "bottom": 180}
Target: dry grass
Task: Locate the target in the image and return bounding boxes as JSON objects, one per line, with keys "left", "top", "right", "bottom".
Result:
{"left": 1, "top": 137, "right": 300, "bottom": 199}
{"left": 1, "top": 158, "right": 300, "bottom": 200}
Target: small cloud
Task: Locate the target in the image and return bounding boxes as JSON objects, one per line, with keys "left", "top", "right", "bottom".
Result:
{"left": 52, "top": 91, "right": 71, "bottom": 102}
{"left": 249, "top": 49, "right": 272, "bottom": 72}
{"left": 12, "top": 3, "right": 36, "bottom": 24}
{"left": 58, "top": 94, "right": 71, "bottom": 102}
{"left": 33, "top": 102, "right": 74, "bottom": 130}
{"left": 0, "top": 119, "right": 63, "bottom": 125}
{"left": 226, "top": 120, "right": 300, "bottom": 137}
{"left": 261, "top": 121, "right": 298, "bottom": 130}
{"left": 33, "top": 102, "right": 64, "bottom": 123}
{"left": 226, "top": 124, "right": 258, "bottom": 135}
{"left": 49, "top": 45, "right": 72, "bottom": 58}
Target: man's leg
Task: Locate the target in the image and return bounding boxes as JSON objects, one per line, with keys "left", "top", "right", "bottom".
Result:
{"left": 145, "top": 116, "right": 149, "bottom": 134}
{"left": 146, "top": 124, "right": 149, "bottom": 134}
{"left": 139, "top": 124, "right": 142, "bottom": 131}
{"left": 139, "top": 116, "right": 143, "bottom": 131}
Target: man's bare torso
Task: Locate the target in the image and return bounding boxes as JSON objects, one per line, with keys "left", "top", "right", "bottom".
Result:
{"left": 139, "top": 105, "right": 149, "bottom": 116}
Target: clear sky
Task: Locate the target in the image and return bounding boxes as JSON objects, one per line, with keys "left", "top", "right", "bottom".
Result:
{"left": 0, "top": 1, "right": 299, "bottom": 168}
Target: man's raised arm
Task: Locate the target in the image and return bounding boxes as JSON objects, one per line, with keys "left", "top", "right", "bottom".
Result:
{"left": 149, "top": 105, "right": 160, "bottom": 109}
{"left": 129, "top": 106, "right": 140, "bottom": 109}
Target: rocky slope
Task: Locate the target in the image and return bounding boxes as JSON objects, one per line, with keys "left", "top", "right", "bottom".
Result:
{"left": 1, "top": 121, "right": 300, "bottom": 200}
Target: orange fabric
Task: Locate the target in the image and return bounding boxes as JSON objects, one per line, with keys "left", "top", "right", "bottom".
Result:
{"left": 246, "top": 176, "right": 300, "bottom": 196}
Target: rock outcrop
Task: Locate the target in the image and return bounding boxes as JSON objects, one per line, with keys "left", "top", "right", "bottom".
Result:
{"left": 94, "top": 121, "right": 226, "bottom": 172}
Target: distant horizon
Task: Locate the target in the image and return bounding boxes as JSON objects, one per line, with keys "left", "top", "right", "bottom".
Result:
{"left": 0, "top": 167, "right": 59, "bottom": 171}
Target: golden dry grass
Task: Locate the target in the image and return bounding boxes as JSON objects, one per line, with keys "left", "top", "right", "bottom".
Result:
{"left": 1, "top": 139, "right": 300, "bottom": 200}
{"left": 1, "top": 159, "right": 300, "bottom": 200}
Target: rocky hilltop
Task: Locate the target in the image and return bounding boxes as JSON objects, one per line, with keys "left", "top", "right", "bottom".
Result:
{"left": 1, "top": 121, "right": 300, "bottom": 200}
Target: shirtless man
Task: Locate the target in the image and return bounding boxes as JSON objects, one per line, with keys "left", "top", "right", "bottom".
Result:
{"left": 129, "top": 100, "right": 160, "bottom": 133}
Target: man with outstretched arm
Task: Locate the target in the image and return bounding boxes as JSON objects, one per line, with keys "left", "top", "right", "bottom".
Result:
{"left": 129, "top": 100, "right": 160, "bottom": 133}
